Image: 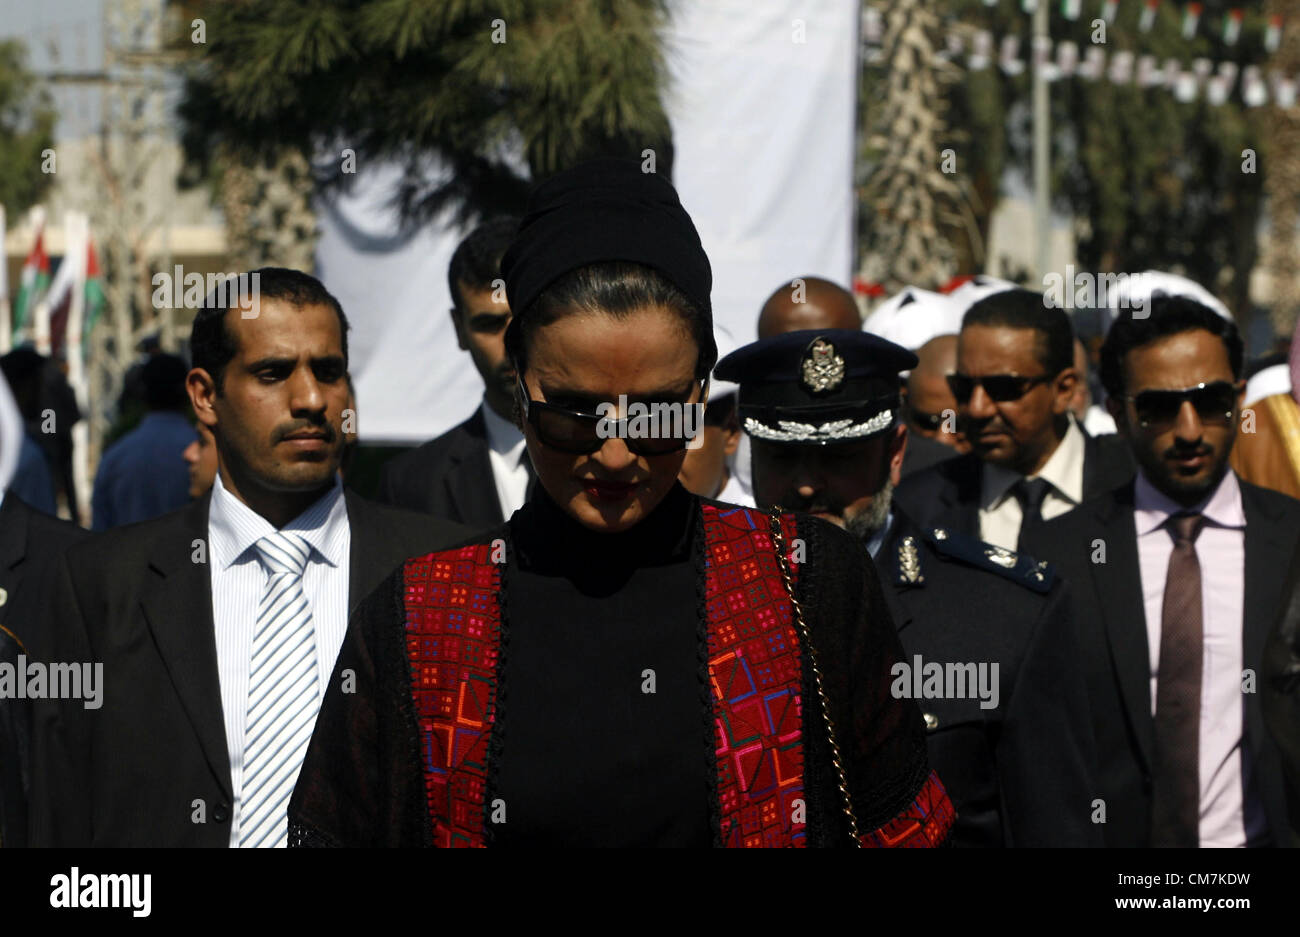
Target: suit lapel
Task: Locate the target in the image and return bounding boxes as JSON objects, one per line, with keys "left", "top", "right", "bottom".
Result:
{"left": 1242, "top": 484, "right": 1297, "bottom": 753}
{"left": 0, "top": 495, "right": 28, "bottom": 583}
{"left": 138, "top": 496, "right": 232, "bottom": 799}
{"left": 344, "top": 491, "right": 413, "bottom": 618}
{"left": 946, "top": 455, "right": 982, "bottom": 537}
{"left": 1088, "top": 484, "right": 1155, "bottom": 769}
{"left": 1081, "top": 433, "right": 1103, "bottom": 498}
{"left": 443, "top": 410, "right": 503, "bottom": 527}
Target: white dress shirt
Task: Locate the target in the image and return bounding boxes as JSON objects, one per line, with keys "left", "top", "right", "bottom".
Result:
{"left": 979, "top": 417, "right": 1087, "bottom": 550}
{"left": 715, "top": 473, "right": 755, "bottom": 508}
{"left": 207, "top": 472, "right": 351, "bottom": 846}
{"left": 1134, "top": 469, "right": 1259, "bottom": 847}
{"left": 481, "top": 400, "right": 530, "bottom": 520}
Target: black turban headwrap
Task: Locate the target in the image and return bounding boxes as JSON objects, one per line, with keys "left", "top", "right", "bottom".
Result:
{"left": 501, "top": 158, "right": 713, "bottom": 355}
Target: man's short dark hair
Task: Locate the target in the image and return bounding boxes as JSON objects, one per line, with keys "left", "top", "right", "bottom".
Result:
{"left": 190, "top": 267, "right": 349, "bottom": 392}
{"left": 448, "top": 217, "right": 519, "bottom": 313}
{"left": 142, "top": 353, "right": 190, "bottom": 410}
{"left": 1099, "top": 295, "right": 1243, "bottom": 399}
{"left": 962, "top": 288, "right": 1075, "bottom": 377}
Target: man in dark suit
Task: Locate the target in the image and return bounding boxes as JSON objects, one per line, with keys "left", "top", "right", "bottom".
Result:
{"left": 0, "top": 361, "right": 89, "bottom": 847}
{"left": 1263, "top": 546, "right": 1300, "bottom": 847}
{"left": 1022, "top": 296, "right": 1300, "bottom": 847}
{"left": 717, "top": 328, "right": 1098, "bottom": 846}
{"left": 29, "top": 268, "right": 466, "bottom": 847}
{"left": 0, "top": 491, "right": 87, "bottom": 848}
{"left": 895, "top": 288, "right": 1133, "bottom": 549}
{"left": 378, "top": 218, "right": 531, "bottom": 528}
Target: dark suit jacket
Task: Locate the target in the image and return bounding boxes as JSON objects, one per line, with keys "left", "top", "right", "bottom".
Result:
{"left": 875, "top": 508, "right": 1098, "bottom": 847}
{"left": 1262, "top": 542, "right": 1300, "bottom": 848}
{"left": 0, "top": 495, "right": 87, "bottom": 848}
{"left": 894, "top": 430, "right": 1135, "bottom": 538}
{"left": 377, "top": 408, "right": 503, "bottom": 529}
{"left": 1021, "top": 477, "right": 1300, "bottom": 847}
{"left": 28, "top": 490, "right": 467, "bottom": 847}
{"left": 899, "top": 433, "right": 960, "bottom": 480}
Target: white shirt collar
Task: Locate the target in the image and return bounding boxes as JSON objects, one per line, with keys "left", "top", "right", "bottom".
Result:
{"left": 982, "top": 416, "right": 1087, "bottom": 509}
{"left": 480, "top": 399, "right": 527, "bottom": 464}
{"left": 208, "top": 471, "right": 348, "bottom": 571}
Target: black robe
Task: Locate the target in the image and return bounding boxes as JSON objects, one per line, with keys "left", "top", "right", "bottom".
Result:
{"left": 288, "top": 482, "right": 936, "bottom": 847}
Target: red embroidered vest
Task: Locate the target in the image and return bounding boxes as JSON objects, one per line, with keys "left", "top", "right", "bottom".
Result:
{"left": 400, "top": 502, "right": 951, "bottom": 847}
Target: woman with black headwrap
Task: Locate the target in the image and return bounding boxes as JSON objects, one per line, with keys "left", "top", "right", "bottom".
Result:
{"left": 288, "top": 160, "right": 953, "bottom": 847}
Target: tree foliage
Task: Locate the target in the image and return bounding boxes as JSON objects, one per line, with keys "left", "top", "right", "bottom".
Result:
{"left": 0, "top": 39, "right": 57, "bottom": 219}
{"left": 869, "top": 0, "right": 1275, "bottom": 314}
{"left": 178, "top": 0, "right": 674, "bottom": 226}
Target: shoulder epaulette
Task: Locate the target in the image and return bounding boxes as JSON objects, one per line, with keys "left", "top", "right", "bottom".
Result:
{"left": 925, "top": 526, "right": 1055, "bottom": 594}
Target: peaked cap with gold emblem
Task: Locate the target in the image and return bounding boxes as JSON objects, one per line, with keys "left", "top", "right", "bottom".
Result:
{"left": 714, "top": 329, "right": 918, "bottom": 446}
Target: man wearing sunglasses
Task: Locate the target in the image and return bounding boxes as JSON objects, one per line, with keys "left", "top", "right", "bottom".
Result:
{"left": 1020, "top": 295, "right": 1300, "bottom": 848}
{"left": 895, "top": 289, "right": 1134, "bottom": 551}
{"left": 718, "top": 329, "right": 1098, "bottom": 847}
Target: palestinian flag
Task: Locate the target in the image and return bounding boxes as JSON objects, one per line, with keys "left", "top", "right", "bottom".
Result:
{"left": 13, "top": 224, "right": 49, "bottom": 339}
{"left": 1223, "top": 8, "right": 1243, "bottom": 45}
{"left": 47, "top": 237, "right": 105, "bottom": 358}
{"left": 1183, "top": 2, "right": 1202, "bottom": 40}
{"left": 1139, "top": 0, "right": 1158, "bottom": 33}
{"left": 1266, "top": 15, "right": 1282, "bottom": 53}
{"left": 83, "top": 239, "right": 105, "bottom": 354}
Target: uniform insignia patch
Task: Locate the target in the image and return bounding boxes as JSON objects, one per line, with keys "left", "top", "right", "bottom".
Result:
{"left": 927, "top": 525, "right": 1055, "bottom": 594}
{"left": 801, "top": 338, "right": 845, "bottom": 393}
{"left": 984, "top": 546, "right": 1017, "bottom": 568}
{"left": 899, "top": 536, "right": 924, "bottom": 584}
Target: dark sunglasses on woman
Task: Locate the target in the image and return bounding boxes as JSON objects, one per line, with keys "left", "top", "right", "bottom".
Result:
{"left": 516, "top": 373, "right": 707, "bottom": 455}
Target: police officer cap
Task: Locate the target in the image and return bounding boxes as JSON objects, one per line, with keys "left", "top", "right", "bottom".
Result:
{"left": 714, "top": 329, "right": 917, "bottom": 445}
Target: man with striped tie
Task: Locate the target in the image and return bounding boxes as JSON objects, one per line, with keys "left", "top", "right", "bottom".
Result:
{"left": 29, "top": 268, "right": 467, "bottom": 846}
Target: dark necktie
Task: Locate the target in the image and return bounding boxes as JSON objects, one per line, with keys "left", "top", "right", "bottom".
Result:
{"left": 1151, "top": 512, "right": 1205, "bottom": 848}
{"left": 1013, "top": 477, "right": 1052, "bottom": 552}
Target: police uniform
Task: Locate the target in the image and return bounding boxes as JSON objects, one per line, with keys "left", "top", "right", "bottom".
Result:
{"left": 717, "top": 329, "right": 1100, "bottom": 847}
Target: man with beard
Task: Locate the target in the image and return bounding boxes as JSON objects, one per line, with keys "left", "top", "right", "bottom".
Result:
{"left": 378, "top": 218, "right": 535, "bottom": 527}
{"left": 1021, "top": 296, "right": 1300, "bottom": 847}
{"left": 30, "top": 269, "right": 467, "bottom": 846}
{"left": 716, "top": 329, "right": 1097, "bottom": 846}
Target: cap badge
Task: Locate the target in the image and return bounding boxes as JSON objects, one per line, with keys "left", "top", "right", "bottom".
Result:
{"left": 801, "top": 338, "right": 845, "bottom": 393}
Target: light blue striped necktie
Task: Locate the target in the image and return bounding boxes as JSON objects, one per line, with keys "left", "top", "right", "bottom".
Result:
{"left": 240, "top": 531, "right": 319, "bottom": 848}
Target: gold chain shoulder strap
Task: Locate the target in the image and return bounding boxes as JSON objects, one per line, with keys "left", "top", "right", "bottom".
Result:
{"left": 767, "top": 507, "right": 862, "bottom": 846}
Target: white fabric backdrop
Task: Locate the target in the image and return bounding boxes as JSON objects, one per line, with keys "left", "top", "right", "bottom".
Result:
{"left": 317, "top": 0, "right": 859, "bottom": 444}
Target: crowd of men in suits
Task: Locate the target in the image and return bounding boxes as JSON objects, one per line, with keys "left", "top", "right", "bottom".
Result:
{"left": 1, "top": 214, "right": 1299, "bottom": 848}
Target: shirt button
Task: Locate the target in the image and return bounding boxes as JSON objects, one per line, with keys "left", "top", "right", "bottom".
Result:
{"left": 213, "top": 803, "right": 231, "bottom": 824}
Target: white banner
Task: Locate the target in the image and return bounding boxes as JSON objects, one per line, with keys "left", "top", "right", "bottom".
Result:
{"left": 318, "top": 0, "right": 860, "bottom": 444}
